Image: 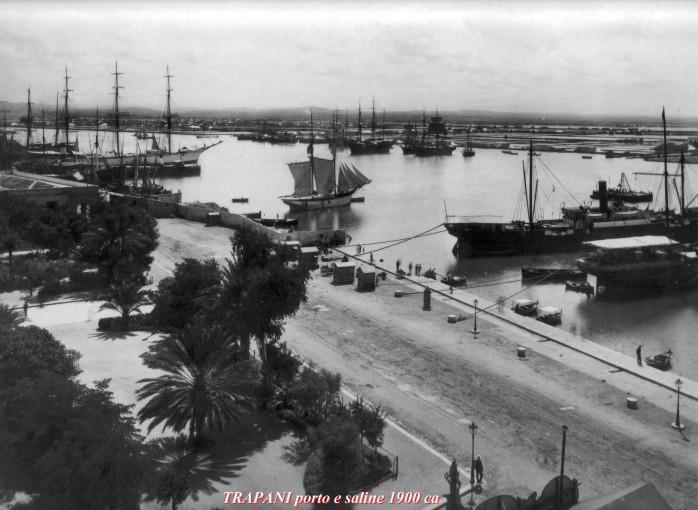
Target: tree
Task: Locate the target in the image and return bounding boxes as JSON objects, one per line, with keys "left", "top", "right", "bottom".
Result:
{"left": 266, "top": 341, "right": 301, "bottom": 406}
{"left": 290, "top": 368, "right": 342, "bottom": 426}
{"left": 80, "top": 202, "right": 158, "bottom": 284}
{"left": 0, "top": 375, "right": 150, "bottom": 509}
{"left": 137, "top": 325, "right": 252, "bottom": 441}
{"left": 151, "top": 258, "right": 221, "bottom": 331}
{"left": 0, "top": 324, "right": 80, "bottom": 390}
{"left": 99, "top": 279, "right": 151, "bottom": 327}
{"left": 0, "top": 214, "right": 20, "bottom": 280}
{"left": 207, "top": 228, "right": 309, "bottom": 393}
{"left": 349, "top": 397, "right": 385, "bottom": 455}
{"left": 0, "top": 303, "right": 22, "bottom": 330}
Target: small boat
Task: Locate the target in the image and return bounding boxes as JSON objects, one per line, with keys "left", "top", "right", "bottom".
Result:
{"left": 441, "top": 274, "right": 467, "bottom": 287}
{"left": 231, "top": 197, "right": 249, "bottom": 203}
{"left": 645, "top": 350, "right": 672, "bottom": 371}
{"left": 423, "top": 268, "right": 437, "bottom": 280}
{"left": 522, "top": 267, "right": 586, "bottom": 283}
{"left": 502, "top": 150, "right": 518, "bottom": 155}
{"left": 512, "top": 298, "right": 538, "bottom": 316}
{"left": 590, "top": 173, "right": 653, "bottom": 203}
{"left": 582, "top": 155, "right": 593, "bottom": 159}
{"left": 537, "top": 306, "right": 562, "bottom": 325}
{"left": 350, "top": 196, "right": 365, "bottom": 203}
{"left": 565, "top": 280, "right": 594, "bottom": 295}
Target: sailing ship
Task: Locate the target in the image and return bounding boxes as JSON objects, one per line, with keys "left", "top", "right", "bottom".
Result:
{"left": 401, "top": 121, "right": 419, "bottom": 155}
{"left": 281, "top": 114, "right": 371, "bottom": 210}
{"left": 347, "top": 100, "right": 392, "bottom": 155}
{"left": 444, "top": 109, "right": 698, "bottom": 257}
{"left": 462, "top": 128, "right": 475, "bottom": 157}
{"left": 413, "top": 111, "right": 456, "bottom": 157}
{"left": 576, "top": 236, "right": 698, "bottom": 294}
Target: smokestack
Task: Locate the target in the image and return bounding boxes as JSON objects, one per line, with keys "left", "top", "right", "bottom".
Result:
{"left": 598, "top": 181, "right": 608, "bottom": 212}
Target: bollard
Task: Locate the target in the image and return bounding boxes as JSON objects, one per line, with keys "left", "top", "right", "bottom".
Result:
{"left": 626, "top": 397, "right": 638, "bottom": 410}
{"left": 394, "top": 290, "right": 403, "bottom": 298}
{"left": 517, "top": 347, "right": 527, "bottom": 358}
{"left": 423, "top": 287, "right": 432, "bottom": 311}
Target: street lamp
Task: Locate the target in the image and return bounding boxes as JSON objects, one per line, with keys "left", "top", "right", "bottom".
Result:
{"left": 471, "top": 299, "right": 480, "bottom": 338}
{"left": 468, "top": 421, "right": 478, "bottom": 506}
{"left": 672, "top": 378, "right": 684, "bottom": 430}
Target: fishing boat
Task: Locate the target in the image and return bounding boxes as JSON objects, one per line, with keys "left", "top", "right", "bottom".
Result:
{"left": 512, "top": 298, "right": 538, "bottom": 316}
{"left": 537, "top": 306, "right": 562, "bottom": 325}
{"left": 445, "top": 110, "right": 698, "bottom": 257}
{"left": 582, "top": 155, "right": 593, "bottom": 159}
{"left": 576, "top": 235, "right": 698, "bottom": 294}
{"left": 645, "top": 349, "right": 672, "bottom": 371}
{"left": 413, "top": 111, "right": 457, "bottom": 157}
{"left": 521, "top": 267, "right": 586, "bottom": 283}
{"left": 347, "top": 100, "right": 393, "bottom": 155}
{"left": 231, "top": 197, "right": 249, "bottom": 203}
{"left": 280, "top": 114, "right": 371, "bottom": 210}
{"left": 590, "top": 173, "right": 653, "bottom": 203}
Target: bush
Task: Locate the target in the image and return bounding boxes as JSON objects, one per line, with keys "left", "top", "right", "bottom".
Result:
{"left": 37, "top": 278, "right": 65, "bottom": 300}
{"left": 98, "top": 313, "right": 153, "bottom": 332}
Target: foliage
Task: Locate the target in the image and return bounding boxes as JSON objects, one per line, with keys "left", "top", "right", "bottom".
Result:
{"left": 151, "top": 258, "right": 221, "bottom": 331}
{"left": 0, "top": 325, "right": 80, "bottom": 390}
{"left": 138, "top": 325, "right": 252, "bottom": 440}
{"left": 206, "top": 227, "right": 309, "bottom": 394}
{"left": 24, "top": 204, "right": 88, "bottom": 256}
{"left": 350, "top": 397, "right": 386, "bottom": 454}
{"left": 0, "top": 375, "right": 150, "bottom": 509}
{"left": 0, "top": 303, "right": 22, "bottom": 330}
{"left": 289, "top": 368, "right": 342, "bottom": 426}
{"left": 80, "top": 202, "right": 158, "bottom": 284}
{"left": 99, "top": 279, "right": 152, "bottom": 324}
{"left": 304, "top": 413, "right": 363, "bottom": 498}
{"left": 266, "top": 341, "right": 302, "bottom": 405}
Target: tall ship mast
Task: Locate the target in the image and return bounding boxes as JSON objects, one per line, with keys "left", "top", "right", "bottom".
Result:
{"left": 347, "top": 99, "right": 393, "bottom": 155}
{"left": 444, "top": 113, "right": 698, "bottom": 257}
{"left": 280, "top": 112, "right": 371, "bottom": 210}
{"left": 413, "top": 109, "right": 456, "bottom": 157}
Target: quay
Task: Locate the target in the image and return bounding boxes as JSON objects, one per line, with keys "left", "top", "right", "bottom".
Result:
{"left": 332, "top": 246, "right": 698, "bottom": 403}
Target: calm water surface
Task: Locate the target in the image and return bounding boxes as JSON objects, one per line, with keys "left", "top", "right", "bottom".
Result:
{"left": 74, "top": 131, "right": 698, "bottom": 379}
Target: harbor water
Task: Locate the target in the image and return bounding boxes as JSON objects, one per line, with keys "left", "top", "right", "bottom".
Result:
{"left": 75, "top": 131, "right": 698, "bottom": 379}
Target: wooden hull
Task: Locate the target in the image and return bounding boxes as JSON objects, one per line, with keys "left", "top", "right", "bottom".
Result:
{"left": 281, "top": 191, "right": 354, "bottom": 210}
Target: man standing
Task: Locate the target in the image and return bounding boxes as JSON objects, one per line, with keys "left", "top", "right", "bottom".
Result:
{"left": 636, "top": 345, "right": 642, "bottom": 366}
{"left": 474, "top": 455, "right": 484, "bottom": 485}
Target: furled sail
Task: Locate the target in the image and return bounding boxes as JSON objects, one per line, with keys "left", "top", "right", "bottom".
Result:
{"left": 312, "top": 157, "right": 335, "bottom": 196}
{"left": 288, "top": 161, "right": 313, "bottom": 196}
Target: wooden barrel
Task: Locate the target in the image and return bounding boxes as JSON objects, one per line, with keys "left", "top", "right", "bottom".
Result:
{"left": 394, "top": 290, "right": 403, "bottom": 297}
{"left": 626, "top": 397, "right": 638, "bottom": 410}
{"left": 447, "top": 315, "right": 458, "bottom": 323}
{"left": 517, "top": 347, "right": 527, "bottom": 358}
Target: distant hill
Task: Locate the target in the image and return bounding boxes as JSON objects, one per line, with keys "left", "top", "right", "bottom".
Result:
{"left": 1, "top": 100, "right": 696, "bottom": 126}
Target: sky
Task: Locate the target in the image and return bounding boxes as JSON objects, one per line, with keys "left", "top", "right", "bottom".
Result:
{"left": 1, "top": 0, "right": 697, "bottom": 117}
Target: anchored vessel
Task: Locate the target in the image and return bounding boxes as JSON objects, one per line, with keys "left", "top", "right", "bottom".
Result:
{"left": 577, "top": 236, "right": 698, "bottom": 294}
{"left": 413, "top": 111, "right": 456, "bottom": 157}
{"left": 281, "top": 114, "right": 371, "bottom": 210}
{"left": 445, "top": 110, "right": 698, "bottom": 257}
{"left": 347, "top": 100, "right": 392, "bottom": 155}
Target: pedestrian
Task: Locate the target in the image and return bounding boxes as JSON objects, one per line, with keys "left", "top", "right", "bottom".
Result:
{"left": 369, "top": 253, "right": 374, "bottom": 264}
{"left": 474, "top": 456, "right": 483, "bottom": 485}
{"left": 416, "top": 263, "right": 421, "bottom": 276}
{"left": 408, "top": 262, "right": 413, "bottom": 275}
{"left": 449, "top": 286, "right": 453, "bottom": 295}
{"left": 23, "top": 301, "right": 28, "bottom": 317}
{"left": 396, "top": 259, "right": 402, "bottom": 272}
{"left": 636, "top": 345, "right": 642, "bottom": 366}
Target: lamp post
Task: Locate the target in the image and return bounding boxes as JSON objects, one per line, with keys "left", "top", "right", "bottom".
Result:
{"left": 672, "top": 378, "right": 684, "bottom": 430}
{"left": 468, "top": 421, "right": 478, "bottom": 506}
{"left": 471, "top": 299, "right": 480, "bottom": 338}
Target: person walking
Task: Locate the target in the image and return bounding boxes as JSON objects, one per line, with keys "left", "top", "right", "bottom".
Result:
{"left": 23, "top": 301, "right": 28, "bottom": 317}
{"left": 636, "top": 345, "right": 642, "bottom": 366}
{"left": 474, "top": 455, "right": 484, "bottom": 485}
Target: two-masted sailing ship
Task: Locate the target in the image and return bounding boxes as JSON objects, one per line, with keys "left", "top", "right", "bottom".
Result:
{"left": 281, "top": 115, "right": 371, "bottom": 210}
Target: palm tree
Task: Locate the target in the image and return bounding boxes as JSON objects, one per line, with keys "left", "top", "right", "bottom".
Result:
{"left": 137, "top": 325, "right": 252, "bottom": 441}
{"left": 80, "top": 203, "right": 158, "bottom": 283}
{"left": 99, "top": 279, "right": 151, "bottom": 327}
{"left": 0, "top": 303, "right": 22, "bottom": 330}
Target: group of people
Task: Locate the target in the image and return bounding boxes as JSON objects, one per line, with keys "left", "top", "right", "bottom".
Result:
{"left": 395, "top": 259, "right": 424, "bottom": 276}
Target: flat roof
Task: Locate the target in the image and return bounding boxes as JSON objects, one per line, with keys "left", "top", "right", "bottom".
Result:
{"left": 583, "top": 236, "right": 678, "bottom": 250}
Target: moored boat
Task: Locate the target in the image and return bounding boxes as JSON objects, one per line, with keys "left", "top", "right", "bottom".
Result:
{"left": 441, "top": 274, "right": 467, "bottom": 287}
{"left": 576, "top": 236, "right": 698, "bottom": 294}
{"left": 521, "top": 267, "right": 586, "bottom": 283}
{"left": 537, "top": 306, "right": 562, "bottom": 325}
{"left": 565, "top": 280, "right": 594, "bottom": 295}
{"left": 512, "top": 298, "right": 538, "bottom": 316}
{"left": 645, "top": 349, "right": 672, "bottom": 371}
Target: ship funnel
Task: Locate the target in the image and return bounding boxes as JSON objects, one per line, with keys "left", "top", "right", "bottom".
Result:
{"left": 597, "top": 180, "right": 608, "bottom": 212}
